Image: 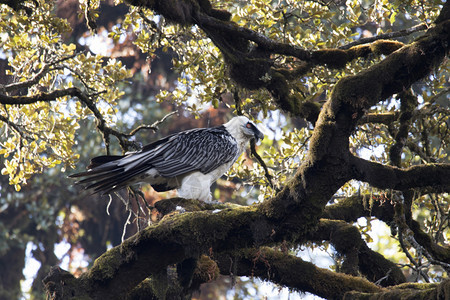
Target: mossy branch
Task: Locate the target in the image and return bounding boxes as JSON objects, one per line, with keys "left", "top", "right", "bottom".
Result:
{"left": 359, "top": 112, "right": 400, "bottom": 125}
{"left": 322, "top": 194, "right": 394, "bottom": 224}
{"left": 306, "top": 219, "right": 406, "bottom": 286}
{"left": 215, "top": 247, "right": 383, "bottom": 299}
{"left": 323, "top": 195, "right": 450, "bottom": 266}
{"left": 43, "top": 204, "right": 296, "bottom": 299}
{"left": 350, "top": 155, "right": 450, "bottom": 191}
{"left": 344, "top": 280, "right": 450, "bottom": 299}
{"left": 256, "top": 16, "right": 450, "bottom": 218}
{"left": 388, "top": 90, "right": 417, "bottom": 167}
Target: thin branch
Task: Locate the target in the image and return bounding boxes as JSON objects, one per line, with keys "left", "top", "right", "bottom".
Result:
{"left": 398, "top": 230, "right": 431, "bottom": 282}
{"left": 197, "top": 12, "right": 404, "bottom": 67}
{"left": 409, "top": 220, "right": 450, "bottom": 266}
{"left": 339, "top": 23, "right": 428, "bottom": 50}
{"left": 323, "top": 194, "right": 450, "bottom": 267}
{"left": 0, "top": 52, "right": 78, "bottom": 93}
{"left": 0, "top": 87, "right": 82, "bottom": 105}
{"left": 0, "top": 114, "right": 30, "bottom": 139}
{"left": 406, "top": 141, "right": 437, "bottom": 163}
{"left": 0, "top": 87, "right": 136, "bottom": 153}
{"left": 84, "top": 0, "right": 97, "bottom": 33}
{"left": 128, "top": 111, "right": 177, "bottom": 136}
{"left": 250, "top": 139, "right": 274, "bottom": 189}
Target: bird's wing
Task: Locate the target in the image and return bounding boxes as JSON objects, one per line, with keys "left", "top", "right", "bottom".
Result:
{"left": 70, "top": 126, "right": 239, "bottom": 194}
{"left": 123, "top": 126, "right": 239, "bottom": 177}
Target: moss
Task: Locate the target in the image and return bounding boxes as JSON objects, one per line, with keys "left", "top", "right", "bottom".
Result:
{"left": 318, "top": 220, "right": 362, "bottom": 252}
{"left": 42, "top": 267, "right": 91, "bottom": 300}
{"left": 298, "top": 101, "right": 321, "bottom": 124}
{"left": 312, "top": 49, "right": 351, "bottom": 69}
{"left": 322, "top": 195, "right": 365, "bottom": 222}
{"left": 150, "top": 269, "right": 169, "bottom": 300}
{"left": 86, "top": 246, "right": 125, "bottom": 282}
{"left": 347, "top": 44, "right": 372, "bottom": 58}
{"left": 124, "top": 0, "right": 198, "bottom": 24}
{"left": 234, "top": 247, "right": 382, "bottom": 299}
{"left": 229, "top": 56, "right": 273, "bottom": 89}
{"left": 371, "top": 40, "right": 404, "bottom": 55}
{"left": 145, "top": 204, "right": 260, "bottom": 257}
{"left": 155, "top": 197, "right": 240, "bottom": 216}
{"left": 266, "top": 70, "right": 322, "bottom": 122}
{"left": 410, "top": 220, "right": 450, "bottom": 262}
{"left": 127, "top": 278, "right": 156, "bottom": 300}
{"left": 193, "top": 255, "right": 219, "bottom": 283}
{"left": 127, "top": 272, "right": 186, "bottom": 300}
{"left": 347, "top": 40, "right": 404, "bottom": 59}
{"left": 306, "top": 118, "right": 336, "bottom": 162}
{"left": 345, "top": 281, "right": 450, "bottom": 299}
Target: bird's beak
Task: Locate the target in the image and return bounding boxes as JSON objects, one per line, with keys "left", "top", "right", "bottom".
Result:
{"left": 254, "top": 128, "right": 264, "bottom": 142}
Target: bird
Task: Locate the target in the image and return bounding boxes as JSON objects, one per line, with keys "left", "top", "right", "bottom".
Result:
{"left": 69, "top": 116, "right": 264, "bottom": 202}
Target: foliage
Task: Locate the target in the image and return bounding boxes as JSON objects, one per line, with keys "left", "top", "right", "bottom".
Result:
{"left": 0, "top": 1, "right": 131, "bottom": 191}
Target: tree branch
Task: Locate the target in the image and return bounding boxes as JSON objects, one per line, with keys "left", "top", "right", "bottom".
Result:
{"left": 345, "top": 280, "right": 450, "bottom": 299}
{"left": 196, "top": 12, "right": 312, "bottom": 61}
{"left": 410, "top": 220, "right": 450, "bottom": 265}
{"left": 350, "top": 155, "right": 450, "bottom": 191}
{"left": 306, "top": 219, "right": 406, "bottom": 286}
{"left": 322, "top": 195, "right": 395, "bottom": 224}
{"left": 339, "top": 23, "right": 428, "bottom": 50}
{"left": 0, "top": 53, "right": 78, "bottom": 93}
{"left": 43, "top": 205, "right": 297, "bottom": 299}
{"left": 388, "top": 90, "right": 417, "bottom": 167}
{"left": 43, "top": 2, "right": 450, "bottom": 299}
{"left": 0, "top": 87, "right": 152, "bottom": 153}
{"left": 323, "top": 195, "right": 450, "bottom": 266}
{"left": 329, "top": 19, "right": 449, "bottom": 129}
{"left": 0, "top": 114, "right": 32, "bottom": 140}
{"left": 359, "top": 112, "right": 399, "bottom": 125}
{"left": 0, "top": 88, "right": 82, "bottom": 105}
{"left": 127, "top": 111, "right": 177, "bottom": 136}
{"left": 215, "top": 247, "right": 383, "bottom": 299}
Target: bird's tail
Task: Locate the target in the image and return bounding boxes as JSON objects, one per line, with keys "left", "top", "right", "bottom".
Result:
{"left": 69, "top": 155, "right": 128, "bottom": 194}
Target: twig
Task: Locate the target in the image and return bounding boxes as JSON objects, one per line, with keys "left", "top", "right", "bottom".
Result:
{"left": 121, "top": 210, "right": 132, "bottom": 243}
{"left": 0, "top": 52, "right": 78, "bottom": 93}
{"left": 84, "top": 0, "right": 97, "bottom": 33}
{"left": 128, "top": 111, "right": 177, "bottom": 136}
{"left": 250, "top": 139, "right": 274, "bottom": 189}
{"left": 339, "top": 23, "right": 428, "bottom": 50}
{"left": 374, "top": 269, "right": 392, "bottom": 286}
{"left": 398, "top": 230, "right": 430, "bottom": 282}
{"left": 0, "top": 114, "right": 31, "bottom": 139}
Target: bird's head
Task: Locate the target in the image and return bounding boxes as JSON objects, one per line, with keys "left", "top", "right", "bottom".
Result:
{"left": 226, "top": 116, "right": 264, "bottom": 142}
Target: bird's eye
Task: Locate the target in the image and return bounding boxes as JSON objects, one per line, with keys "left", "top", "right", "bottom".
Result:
{"left": 246, "top": 122, "right": 252, "bottom": 129}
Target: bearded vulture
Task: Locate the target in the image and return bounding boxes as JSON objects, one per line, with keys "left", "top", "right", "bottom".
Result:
{"left": 70, "top": 116, "right": 264, "bottom": 202}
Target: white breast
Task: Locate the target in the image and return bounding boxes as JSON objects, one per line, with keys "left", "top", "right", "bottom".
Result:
{"left": 177, "top": 171, "right": 214, "bottom": 202}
